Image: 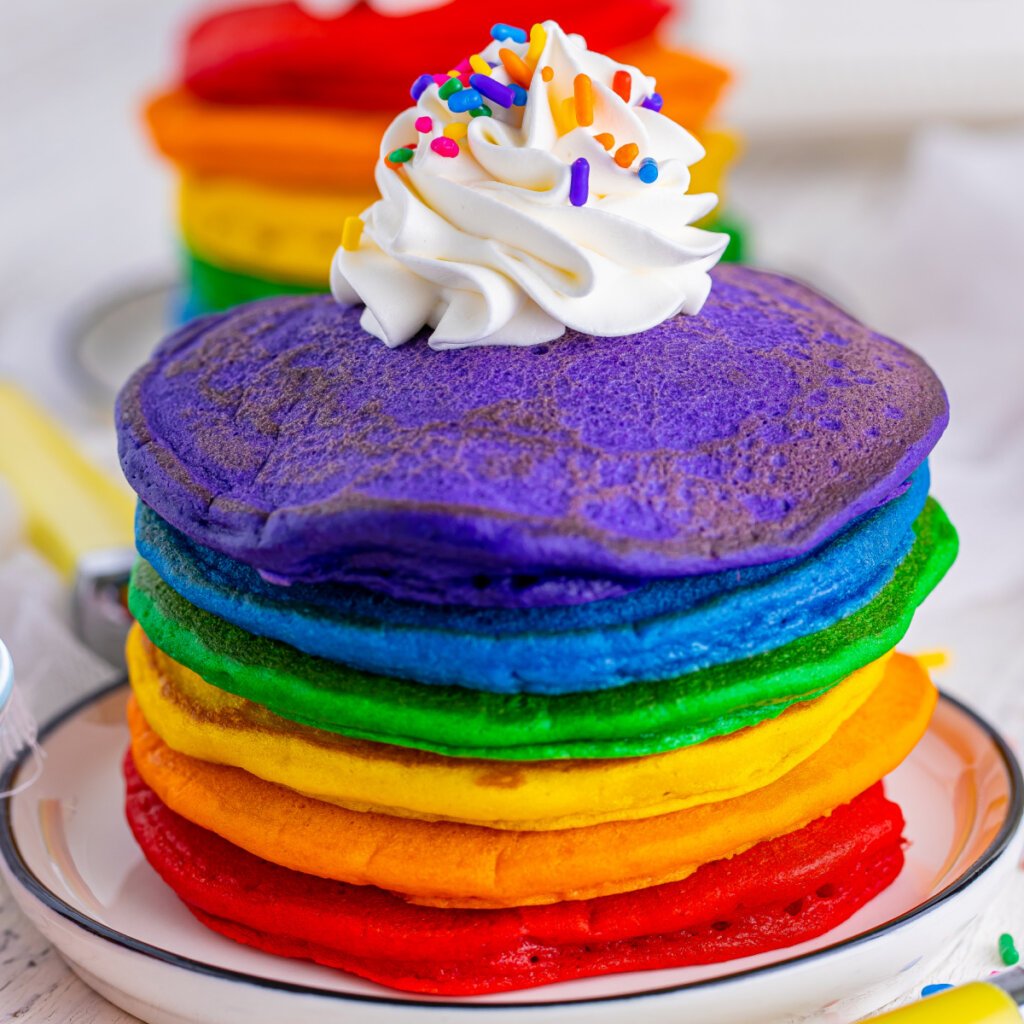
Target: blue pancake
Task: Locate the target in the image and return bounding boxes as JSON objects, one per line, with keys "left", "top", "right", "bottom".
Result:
{"left": 135, "top": 467, "right": 929, "bottom": 695}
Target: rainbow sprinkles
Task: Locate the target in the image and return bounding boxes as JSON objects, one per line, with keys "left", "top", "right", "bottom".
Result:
{"left": 332, "top": 20, "right": 728, "bottom": 350}
{"left": 381, "top": 22, "right": 666, "bottom": 190}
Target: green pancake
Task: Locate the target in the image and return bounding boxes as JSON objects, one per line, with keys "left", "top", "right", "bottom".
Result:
{"left": 129, "top": 499, "right": 956, "bottom": 761}
{"left": 183, "top": 250, "right": 322, "bottom": 317}
{"left": 703, "top": 213, "right": 747, "bottom": 264}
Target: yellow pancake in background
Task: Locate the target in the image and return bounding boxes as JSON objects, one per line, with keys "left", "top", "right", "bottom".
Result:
{"left": 692, "top": 128, "right": 741, "bottom": 209}
{"left": 179, "top": 175, "right": 376, "bottom": 286}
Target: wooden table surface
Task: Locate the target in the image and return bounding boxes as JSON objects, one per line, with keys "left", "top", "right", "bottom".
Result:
{"left": 0, "top": 893, "right": 139, "bottom": 1023}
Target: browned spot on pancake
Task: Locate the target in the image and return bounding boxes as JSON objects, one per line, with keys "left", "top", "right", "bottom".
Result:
{"left": 141, "top": 634, "right": 524, "bottom": 768}
{"left": 472, "top": 765, "right": 528, "bottom": 789}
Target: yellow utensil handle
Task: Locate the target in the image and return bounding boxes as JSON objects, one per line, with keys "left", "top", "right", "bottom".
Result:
{"left": 868, "top": 982, "right": 1021, "bottom": 1023}
{"left": 0, "top": 382, "right": 134, "bottom": 576}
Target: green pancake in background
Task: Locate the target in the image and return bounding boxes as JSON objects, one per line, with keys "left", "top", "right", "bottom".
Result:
{"left": 181, "top": 250, "right": 321, "bottom": 319}
{"left": 181, "top": 221, "right": 744, "bottom": 319}
{"left": 129, "top": 499, "right": 956, "bottom": 761}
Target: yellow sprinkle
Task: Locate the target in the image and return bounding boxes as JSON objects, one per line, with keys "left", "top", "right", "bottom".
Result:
{"left": 499, "top": 48, "right": 532, "bottom": 88}
{"left": 469, "top": 54, "right": 491, "bottom": 76}
{"left": 341, "top": 216, "right": 363, "bottom": 252}
{"left": 525, "top": 23, "right": 546, "bottom": 69}
{"left": 551, "top": 96, "right": 577, "bottom": 135}
{"left": 574, "top": 73, "right": 594, "bottom": 127}
{"left": 594, "top": 132, "right": 615, "bottom": 150}
{"left": 443, "top": 122, "right": 468, "bottom": 140}
{"left": 916, "top": 650, "right": 951, "bottom": 671}
{"left": 541, "top": 65, "right": 554, "bottom": 82}
{"left": 447, "top": 70, "right": 461, "bottom": 77}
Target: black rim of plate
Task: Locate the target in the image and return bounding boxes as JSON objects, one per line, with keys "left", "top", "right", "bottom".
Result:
{"left": 1, "top": 679, "right": 1022, "bottom": 1012}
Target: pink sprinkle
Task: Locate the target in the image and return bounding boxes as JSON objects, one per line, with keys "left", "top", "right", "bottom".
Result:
{"left": 432, "top": 74, "right": 449, "bottom": 85}
{"left": 455, "top": 58, "right": 472, "bottom": 72}
{"left": 430, "top": 136, "right": 460, "bottom": 158}
{"left": 415, "top": 116, "right": 433, "bottom": 133}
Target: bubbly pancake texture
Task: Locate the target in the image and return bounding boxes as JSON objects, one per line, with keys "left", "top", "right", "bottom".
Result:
{"left": 117, "top": 267, "right": 948, "bottom": 608}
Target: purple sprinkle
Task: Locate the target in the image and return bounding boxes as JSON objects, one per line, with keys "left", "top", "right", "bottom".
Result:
{"left": 569, "top": 158, "right": 590, "bottom": 207}
{"left": 641, "top": 92, "right": 664, "bottom": 112}
{"left": 470, "top": 73, "right": 515, "bottom": 109}
{"left": 411, "top": 74, "right": 433, "bottom": 101}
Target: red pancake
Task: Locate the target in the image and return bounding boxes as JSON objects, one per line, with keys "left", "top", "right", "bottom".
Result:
{"left": 182, "top": 0, "right": 673, "bottom": 110}
{"left": 125, "top": 752, "right": 904, "bottom": 995}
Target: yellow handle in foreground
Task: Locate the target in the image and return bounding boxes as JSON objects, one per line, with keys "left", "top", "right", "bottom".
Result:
{"left": 0, "top": 382, "right": 134, "bottom": 576}
{"left": 868, "top": 982, "right": 1021, "bottom": 1023}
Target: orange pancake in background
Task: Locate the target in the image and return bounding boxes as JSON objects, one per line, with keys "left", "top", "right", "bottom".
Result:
{"left": 145, "top": 42, "right": 730, "bottom": 191}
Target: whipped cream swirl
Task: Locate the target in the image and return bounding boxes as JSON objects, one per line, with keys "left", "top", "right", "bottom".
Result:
{"left": 331, "top": 21, "right": 728, "bottom": 349}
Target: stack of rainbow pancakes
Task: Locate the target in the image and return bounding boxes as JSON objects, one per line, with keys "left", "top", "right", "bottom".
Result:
{"left": 118, "top": 22, "right": 956, "bottom": 995}
{"left": 144, "top": 0, "right": 741, "bottom": 319}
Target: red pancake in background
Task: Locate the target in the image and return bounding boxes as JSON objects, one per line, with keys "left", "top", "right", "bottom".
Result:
{"left": 183, "top": 0, "right": 674, "bottom": 110}
{"left": 126, "top": 753, "right": 905, "bottom": 995}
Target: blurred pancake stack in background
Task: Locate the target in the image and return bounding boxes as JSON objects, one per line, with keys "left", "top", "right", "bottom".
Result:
{"left": 143, "top": 0, "right": 744, "bottom": 319}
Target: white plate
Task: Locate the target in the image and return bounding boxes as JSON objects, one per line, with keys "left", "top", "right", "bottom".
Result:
{"left": 0, "top": 639, "right": 11, "bottom": 712}
{"left": 1, "top": 681, "right": 1021, "bottom": 1024}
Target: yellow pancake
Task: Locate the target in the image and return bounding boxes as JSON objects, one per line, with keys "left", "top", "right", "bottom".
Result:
{"left": 174, "top": 121, "right": 735, "bottom": 288}
{"left": 128, "top": 626, "right": 888, "bottom": 830}
{"left": 175, "top": 132, "right": 736, "bottom": 290}
{"left": 691, "top": 128, "right": 741, "bottom": 211}
{"left": 127, "top": 652, "right": 935, "bottom": 907}
{"left": 178, "top": 174, "right": 377, "bottom": 286}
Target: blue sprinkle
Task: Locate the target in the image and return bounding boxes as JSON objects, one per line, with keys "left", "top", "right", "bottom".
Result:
{"left": 491, "top": 23, "right": 528, "bottom": 43}
{"left": 638, "top": 157, "right": 659, "bottom": 184}
{"left": 921, "top": 984, "right": 954, "bottom": 997}
{"left": 641, "top": 92, "right": 664, "bottom": 113}
{"left": 448, "top": 88, "right": 485, "bottom": 113}
{"left": 411, "top": 74, "right": 433, "bottom": 101}
{"left": 510, "top": 84, "right": 528, "bottom": 106}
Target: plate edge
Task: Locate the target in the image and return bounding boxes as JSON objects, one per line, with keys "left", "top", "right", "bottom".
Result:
{"left": 1, "top": 681, "right": 1021, "bottom": 1011}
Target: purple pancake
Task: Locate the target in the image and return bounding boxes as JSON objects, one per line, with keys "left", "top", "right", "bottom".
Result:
{"left": 116, "top": 265, "right": 948, "bottom": 606}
